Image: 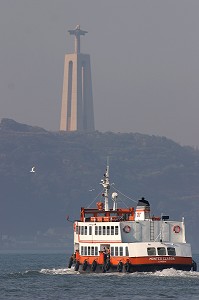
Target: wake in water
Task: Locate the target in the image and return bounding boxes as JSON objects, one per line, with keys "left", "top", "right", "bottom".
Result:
{"left": 38, "top": 267, "right": 199, "bottom": 278}
{"left": 7, "top": 267, "right": 199, "bottom": 278}
{"left": 40, "top": 267, "right": 78, "bottom": 275}
{"left": 149, "top": 268, "right": 199, "bottom": 278}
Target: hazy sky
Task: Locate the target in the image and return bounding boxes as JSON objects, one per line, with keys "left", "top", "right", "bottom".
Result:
{"left": 1, "top": 0, "right": 199, "bottom": 146}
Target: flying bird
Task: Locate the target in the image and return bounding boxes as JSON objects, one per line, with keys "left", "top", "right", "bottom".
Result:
{"left": 30, "top": 166, "right": 36, "bottom": 173}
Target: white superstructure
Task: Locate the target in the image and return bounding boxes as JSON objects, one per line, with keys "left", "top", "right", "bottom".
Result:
{"left": 68, "top": 164, "right": 196, "bottom": 273}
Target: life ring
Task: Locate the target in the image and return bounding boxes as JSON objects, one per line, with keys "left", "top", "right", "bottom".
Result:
{"left": 82, "top": 260, "right": 88, "bottom": 271}
{"left": 117, "top": 261, "right": 123, "bottom": 272}
{"left": 123, "top": 225, "right": 131, "bottom": 233}
{"left": 74, "top": 261, "right": 80, "bottom": 271}
{"left": 173, "top": 225, "right": 181, "bottom": 233}
{"left": 91, "top": 260, "right": 97, "bottom": 272}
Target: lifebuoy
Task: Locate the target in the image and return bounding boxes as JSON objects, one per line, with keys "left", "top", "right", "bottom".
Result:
{"left": 117, "top": 261, "right": 123, "bottom": 272}
{"left": 123, "top": 225, "right": 131, "bottom": 233}
{"left": 173, "top": 225, "right": 181, "bottom": 233}
{"left": 82, "top": 260, "right": 88, "bottom": 271}
{"left": 91, "top": 260, "right": 97, "bottom": 272}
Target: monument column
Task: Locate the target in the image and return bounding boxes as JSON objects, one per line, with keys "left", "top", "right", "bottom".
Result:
{"left": 60, "top": 25, "right": 95, "bottom": 131}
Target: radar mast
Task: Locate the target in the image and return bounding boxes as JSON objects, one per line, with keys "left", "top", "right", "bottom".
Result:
{"left": 100, "top": 158, "right": 110, "bottom": 211}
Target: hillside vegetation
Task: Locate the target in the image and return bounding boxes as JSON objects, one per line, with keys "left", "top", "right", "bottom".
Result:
{"left": 0, "top": 118, "right": 199, "bottom": 252}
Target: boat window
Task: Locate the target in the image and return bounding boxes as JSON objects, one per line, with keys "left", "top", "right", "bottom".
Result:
{"left": 111, "top": 226, "right": 114, "bottom": 235}
{"left": 103, "top": 226, "right": 106, "bottom": 235}
{"left": 115, "top": 226, "right": 119, "bottom": 235}
{"left": 111, "top": 247, "right": 114, "bottom": 256}
{"left": 115, "top": 247, "right": 119, "bottom": 256}
{"left": 89, "top": 226, "right": 92, "bottom": 235}
{"left": 81, "top": 226, "right": 84, "bottom": 235}
{"left": 82, "top": 246, "right": 99, "bottom": 256}
{"left": 95, "top": 226, "right": 98, "bottom": 235}
{"left": 147, "top": 247, "right": 156, "bottom": 256}
{"left": 157, "top": 247, "right": 166, "bottom": 255}
{"left": 167, "top": 247, "right": 176, "bottom": 256}
{"left": 107, "top": 226, "right": 110, "bottom": 235}
{"left": 91, "top": 246, "right": 94, "bottom": 255}
{"left": 99, "top": 226, "right": 102, "bottom": 235}
{"left": 119, "top": 247, "right": 123, "bottom": 256}
{"left": 85, "top": 226, "right": 87, "bottom": 235}
{"left": 75, "top": 225, "right": 79, "bottom": 234}
{"left": 125, "top": 246, "right": 129, "bottom": 256}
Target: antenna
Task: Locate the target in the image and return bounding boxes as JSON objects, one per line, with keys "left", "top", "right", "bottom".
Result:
{"left": 100, "top": 158, "right": 110, "bottom": 211}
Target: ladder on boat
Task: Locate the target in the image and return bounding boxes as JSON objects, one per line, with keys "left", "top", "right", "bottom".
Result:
{"left": 150, "top": 220, "right": 154, "bottom": 241}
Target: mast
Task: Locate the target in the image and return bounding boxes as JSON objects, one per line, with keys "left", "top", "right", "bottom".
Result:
{"left": 100, "top": 159, "right": 110, "bottom": 211}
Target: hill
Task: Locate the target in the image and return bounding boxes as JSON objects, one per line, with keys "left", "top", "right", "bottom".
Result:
{"left": 0, "top": 118, "right": 199, "bottom": 252}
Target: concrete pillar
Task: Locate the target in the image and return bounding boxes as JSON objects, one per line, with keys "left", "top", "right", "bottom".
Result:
{"left": 60, "top": 26, "right": 95, "bottom": 132}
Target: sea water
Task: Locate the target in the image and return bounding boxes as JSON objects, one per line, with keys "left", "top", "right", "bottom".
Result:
{"left": 0, "top": 253, "right": 199, "bottom": 300}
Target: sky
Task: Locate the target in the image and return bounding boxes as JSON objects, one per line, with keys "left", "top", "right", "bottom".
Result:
{"left": 1, "top": 0, "right": 199, "bottom": 147}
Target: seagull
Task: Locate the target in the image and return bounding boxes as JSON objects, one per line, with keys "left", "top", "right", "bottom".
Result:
{"left": 89, "top": 189, "right": 95, "bottom": 192}
{"left": 30, "top": 166, "right": 36, "bottom": 173}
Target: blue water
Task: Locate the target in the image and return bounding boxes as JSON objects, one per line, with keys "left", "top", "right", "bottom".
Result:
{"left": 0, "top": 253, "right": 199, "bottom": 300}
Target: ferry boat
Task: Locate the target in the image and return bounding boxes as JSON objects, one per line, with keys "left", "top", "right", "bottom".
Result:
{"left": 68, "top": 164, "right": 197, "bottom": 273}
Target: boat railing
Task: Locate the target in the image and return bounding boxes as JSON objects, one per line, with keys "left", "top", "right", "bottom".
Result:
{"left": 89, "top": 215, "right": 135, "bottom": 222}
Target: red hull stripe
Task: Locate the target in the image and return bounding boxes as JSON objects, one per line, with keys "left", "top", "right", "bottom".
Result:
{"left": 78, "top": 255, "right": 192, "bottom": 266}
{"left": 129, "top": 256, "right": 192, "bottom": 265}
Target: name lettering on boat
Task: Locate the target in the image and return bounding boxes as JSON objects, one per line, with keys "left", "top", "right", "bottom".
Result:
{"left": 149, "top": 257, "right": 175, "bottom": 261}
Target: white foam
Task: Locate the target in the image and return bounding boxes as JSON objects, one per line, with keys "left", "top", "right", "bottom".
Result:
{"left": 40, "top": 267, "right": 79, "bottom": 275}
{"left": 149, "top": 268, "right": 199, "bottom": 278}
{"left": 38, "top": 267, "right": 199, "bottom": 277}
